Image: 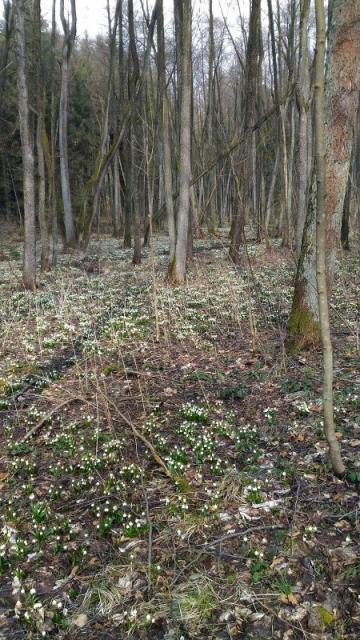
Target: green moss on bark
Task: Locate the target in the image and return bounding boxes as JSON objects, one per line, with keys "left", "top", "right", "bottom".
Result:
{"left": 287, "top": 301, "right": 320, "bottom": 352}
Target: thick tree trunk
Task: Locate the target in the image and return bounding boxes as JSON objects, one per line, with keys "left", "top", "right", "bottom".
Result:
{"left": 288, "top": 0, "right": 360, "bottom": 350}
{"left": 15, "top": 0, "right": 36, "bottom": 291}
{"left": 168, "top": 0, "right": 192, "bottom": 283}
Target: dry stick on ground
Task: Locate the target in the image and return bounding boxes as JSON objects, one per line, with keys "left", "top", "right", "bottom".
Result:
{"left": 21, "top": 396, "right": 83, "bottom": 443}
{"left": 172, "top": 524, "right": 284, "bottom": 585}
{"left": 101, "top": 393, "right": 172, "bottom": 479}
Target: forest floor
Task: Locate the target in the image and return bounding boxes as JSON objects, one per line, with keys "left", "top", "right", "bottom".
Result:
{"left": 0, "top": 231, "right": 359, "bottom": 640}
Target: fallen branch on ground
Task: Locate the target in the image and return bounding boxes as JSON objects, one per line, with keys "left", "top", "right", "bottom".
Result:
{"left": 21, "top": 397, "right": 83, "bottom": 443}
{"left": 103, "top": 395, "right": 173, "bottom": 480}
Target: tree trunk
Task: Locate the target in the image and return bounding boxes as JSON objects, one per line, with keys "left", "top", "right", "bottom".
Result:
{"left": 15, "top": 0, "right": 36, "bottom": 291}
{"left": 50, "top": 0, "right": 58, "bottom": 266}
{"left": 229, "top": 0, "right": 262, "bottom": 264}
{"left": 168, "top": 0, "right": 192, "bottom": 283}
{"left": 314, "top": 0, "right": 345, "bottom": 477}
{"left": 341, "top": 169, "right": 351, "bottom": 250}
{"left": 128, "top": 0, "right": 142, "bottom": 265}
{"left": 288, "top": 0, "right": 360, "bottom": 350}
{"left": 59, "top": 0, "right": 76, "bottom": 247}
{"left": 33, "top": 0, "right": 50, "bottom": 271}
{"left": 157, "top": 0, "right": 176, "bottom": 262}
{"left": 112, "top": 154, "right": 122, "bottom": 238}
{"left": 296, "top": 0, "right": 311, "bottom": 255}
{"left": 206, "top": 0, "right": 217, "bottom": 235}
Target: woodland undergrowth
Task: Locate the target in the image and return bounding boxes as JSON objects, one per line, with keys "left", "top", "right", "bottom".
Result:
{"left": 0, "top": 233, "right": 359, "bottom": 639}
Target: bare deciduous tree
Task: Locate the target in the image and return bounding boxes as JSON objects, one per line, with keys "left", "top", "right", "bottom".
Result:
{"left": 288, "top": 0, "right": 360, "bottom": 350}
{"left": 15, "top": 0, "right": 36, "bottom": 290}
{"left": 59, "top": 0, "right": 77, "bottom": 247}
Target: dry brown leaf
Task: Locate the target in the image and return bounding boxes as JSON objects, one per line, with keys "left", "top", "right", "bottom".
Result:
{"left": 280, "top": 593, "right": 299, "bottom": 606}
{"left": 290, "top": 433, "right": 305, "bottom": 442}
{"left": 350, "top": 439, "right": 360, "bottom": 447}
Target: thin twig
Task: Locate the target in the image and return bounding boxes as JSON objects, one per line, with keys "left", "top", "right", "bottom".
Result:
{"left": 172, "top": 524, "right": 284, "bottom": 585}
{"left": 21, "top": 397, "right": 83, "bottom": 443}
{"left": 103, "top": 395, "right": 173, "bottom": 479}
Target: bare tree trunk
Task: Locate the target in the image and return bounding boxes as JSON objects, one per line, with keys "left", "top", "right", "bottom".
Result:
{"left": 157, "top": 0, "right": 176, "bottom": 262}
{"left": 15, "top": 0, "right": 36, "bottom": 290}
{"left": 59, "top": 0, "right": 76, "bottom": 247}
{"left": 314, "top": 0, "right": 345, "bottom": 477}
{"left": 229, "top": 0, "right": 262, "bottom": 263}
{"left": 206, "top": 0, "right": 217, "bottom": 234}
{"left": 36, "top": 120, "right": 50, "bottom": 270}
{"left": 341, "top": 169, "right": 351, "bottom": 250}
{"left": 33, "top": 0, "right": 50, "bottom": 271}
{"left": 265, "top": 146, "right": 280, "bottom": 237}
{"left": 288, "top": 0, "right": 360, "bottom": 350}
{"left": 296, "top": 0, "right": 311, "bottom": 255}
{"left": 0, "top": 1, "right": 14, "bottom": 223}
{"left": 168, "top": 0, "right": 192, "bottom": 283}
{"left": 128, "top": 0, "right": 142, "bottom": 265}
{"left": 113, "top": 154, "right": 122, "bottom": 238}
{"left": 77, "top": 2, "right": 158, "bottom": 251}
{"left": 50, "top": 0, "right": 58, "bottom": 266}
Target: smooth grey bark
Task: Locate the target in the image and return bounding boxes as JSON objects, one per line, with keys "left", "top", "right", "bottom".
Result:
{"left": 15, "top": 0, "right": 36, "bottom": 290}
{"left": 168, "top": 0, "right": 192, "bottom": 283}
{"left": 314, "top": 0, "right": 345, "bottom": 476}
{"left": 59, "top": 0, "right": 76, "bottom": 247}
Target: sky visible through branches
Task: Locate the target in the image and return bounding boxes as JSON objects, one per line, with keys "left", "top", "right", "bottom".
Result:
{"left": 39, "top": 0, "right": 247, "bottom": 36}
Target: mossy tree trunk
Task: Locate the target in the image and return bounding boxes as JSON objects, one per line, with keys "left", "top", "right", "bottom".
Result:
{"left": 288, "top": 0, "right": 360, "bottom": 350}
